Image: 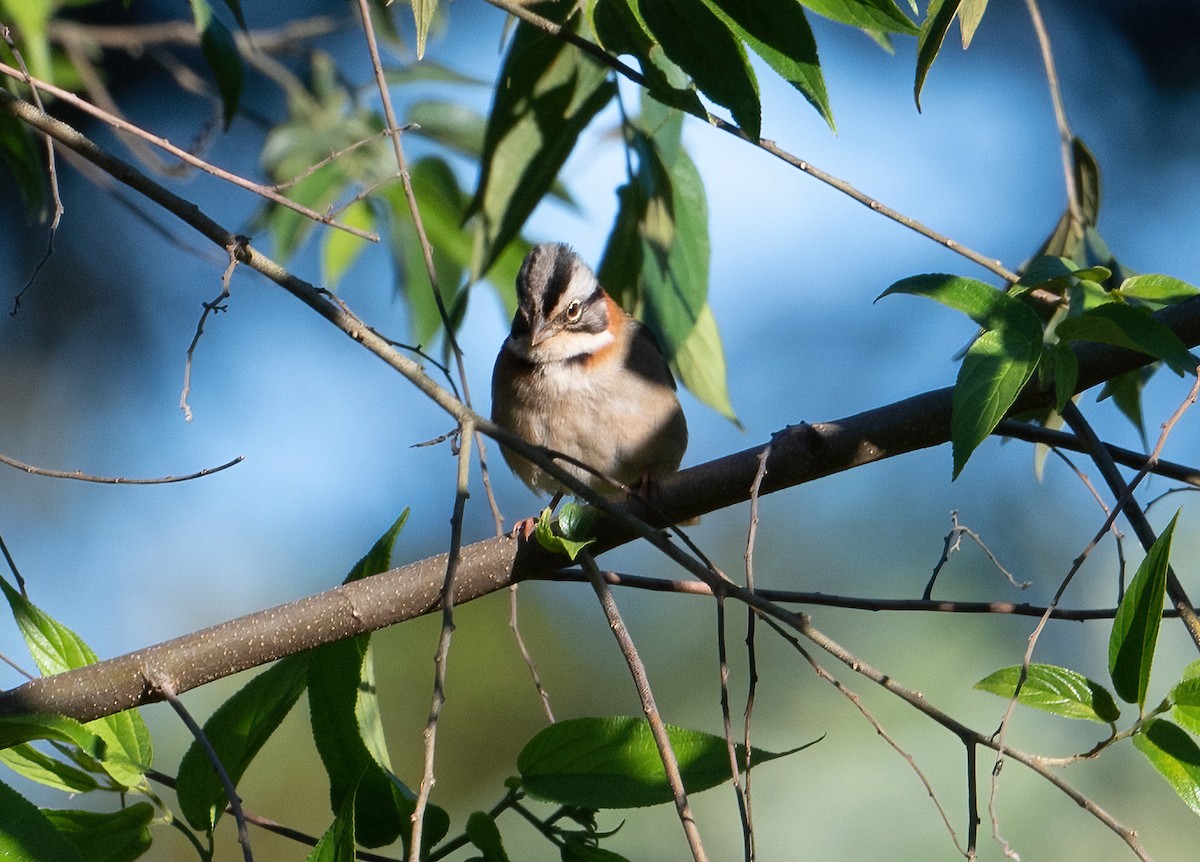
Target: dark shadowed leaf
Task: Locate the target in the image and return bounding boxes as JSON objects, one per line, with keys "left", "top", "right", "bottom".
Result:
{"left": 42, "top": 804, "right": 154, "bottom": 862}
{"left": 974, "top": 664, "right": 1120, "bottom": 722}
{"left": 466, "top": 811, "right": 511, "bottom": 862}
{"left": 467, "top": 0, "right": 614, "bottom": 279}
{"left": 914, "top": 0, "right": 960, "bottom": 109}
{"left": 704, "top": 0, "right": 833, "bottom": 129}
{"left": 176, "top": 656, "right": 310, "bottom": 830}
{"left": 1109, "top": 511, "right": 1178, "bottom": 707}
{"left": 640, "top": 0, "right": 762, "bottom": 139}
{"left": 189, "top": 0, "right": 244, "bottom": 129}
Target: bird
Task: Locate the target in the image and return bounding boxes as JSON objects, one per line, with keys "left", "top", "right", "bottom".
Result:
{"left": 491, "top": 242, "right": 688, "bottom": 500}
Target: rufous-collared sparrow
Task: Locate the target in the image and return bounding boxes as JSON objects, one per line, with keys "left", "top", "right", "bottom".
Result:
{"left": 491, "top": 242, "right": 688, "bottom": 497}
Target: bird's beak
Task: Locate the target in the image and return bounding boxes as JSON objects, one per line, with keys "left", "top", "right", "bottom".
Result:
{"left": 528, "top": 316, "right": 552, "bottom": 347}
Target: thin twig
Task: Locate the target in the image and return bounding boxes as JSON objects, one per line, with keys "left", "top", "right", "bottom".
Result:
{"left": 509, "top": 586, "right": 555, "bottom": 722}
{"left": 181, "top": 237, "right": 245, "bottom": 421}
{"left": 578, "top": 551, "right": 709, "bottom": 862}
{"left": 409, "top": 421, "right": 474, "bottom": 862}
{"left": 1024, "top": 0, "right": 1082, "bottom": 225}
{"left": 0, "top": 61, "right": 378, "bottom": 242}
{"left": 924, "top": 511, "right": 1028, "bottom": 599}
{"left": 0, "top": 452, "right": 243, "bottom": 484}
{"left": 151, "top": 674, "right": 253, "bottom": 862}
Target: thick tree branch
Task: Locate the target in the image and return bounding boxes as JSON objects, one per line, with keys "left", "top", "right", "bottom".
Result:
{"left": 3, "top": 295, "right": 1200, "bottom": 722}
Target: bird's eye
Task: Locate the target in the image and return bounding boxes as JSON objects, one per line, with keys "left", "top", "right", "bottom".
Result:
{"left": 565, "top": 300, "right": 583, "bottom": 323}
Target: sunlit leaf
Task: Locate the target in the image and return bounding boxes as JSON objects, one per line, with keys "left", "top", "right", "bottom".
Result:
{"left": 1109, "top": 510, "right": 1178, "bottom": 707}
{"left": 879, "top": 272, "right": 1037, "bottom": 332}
{"left": 322, "top": 199, "right": 375, "bottom": 289}
{"left": 952, "top": 323, "right": 1042, "bottom": 477}
{"left": 0, "top": 778, "right": 83, "bottom": 862}
{"left": 0, "top": 579, "right": 151, "bottom": 788}
{"left": 1171, "top": 664, "right": 1200, "bottom": 736}
{"left": 1133, "top": 719, "right": 1200, "bottom": 816}
{"left": 974, "top": 664, "right": 1120, "bottom": 722}
{"left": 1117, "top": 274, "right": 1200, "bottom": 307}
{"left": 1056, "top": 302, "right": 1196, "bottom": 376}
{"left": 957, "top": 0, "right": 989, "bottom": 47}
{"left": 517, "top": 716, "right": 813, "bottom": 809}
{"left": 410, "top": 0, "right": 437, "bottom": 59}
{"left": 0, "top": 744, "right": 99, "bottom": 794}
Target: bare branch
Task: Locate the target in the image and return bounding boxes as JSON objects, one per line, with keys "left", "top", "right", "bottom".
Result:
{"left": 0, "top": 452, "right": 243, "bottom": 485}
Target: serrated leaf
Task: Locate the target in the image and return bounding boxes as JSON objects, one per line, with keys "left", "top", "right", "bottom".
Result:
{"left": 703, "top": 0, "right": 833, "bottom": 130}
{"left": 189, "top": 0, "right": 244, "bottom": 129}
{"left": 176, "top": 656, "right": 310, "bottom": 830}
{"left": 974, "top": 664, "right": 1120, "bottom": 722}
{"left": 466, "top": 811, "right": 510, "bottom": 862}
{"left": 1171, "top": 672, "right": 1200, "bottom": 736}
{"left": 914, "top": 0, "right": 960, "bottom": 109}
{"left": 42, "top": 804, "right": 154, "bottom": 862}
{"left": 640, "top": 0, "right": 761, "bottom": 139}
{"left": 0, "top": 778, "right": 84, "bottom": 862}
{"left": 1133, "top": 719, "right": 1200, "bottom": 815}
{"left": 952, "top": 322, "right": 1042, "bottom": 477}
{"left": 1117, "top": 274, "right": 1200, "bottom": 306}
{"left": 322, "top": 199, "right": 375, "bottom": 289}
{"left": 0, "top": 714, "right": 107, "bottom": 761}
{"left": 800, "top": 0, "right": 917, "bottom": 34}
{"left": 467, "top": 0, "right": 614, "bottom": 279}
{"left": 1109, "top": 510, "right": 1179, "bottom": 707}
{"left": 0, "top": 580, "right": 152, "bottom": 787}
{"left": 517, "top": 716, "right": 813, "bottom": 809}
{"left": 1056, "top": 302, "right": 1196, "bottom": 376}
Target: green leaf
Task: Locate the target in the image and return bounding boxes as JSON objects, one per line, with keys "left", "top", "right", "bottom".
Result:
{"left": 0, "top": 744, "right": 99, "bottom": 794}
{"left": 176, "top": 656, "right": 310, "bottom": 830}
{"left": 952, "top": 323, "right": 1042, "bottom": 477}
{"left": 561, "top": 843, "right": 633, "bottom": 862}
{"left": 1055, "top": 302, "right": 1196, "bottom": 376}
{"left": 957, "top": 0, "right": 989, "bottom": 47}
{"left": 322, "top": 199, "right": 375, "bottom": 289}
{"left": 467, "top": 0, "right": 615, "bottom": 278}
{"left": 466, "top": 811, "right": 510, "bottom": 862}
{"left": 702, "top": 0, "right": 834, "bottom": 130}
{"left": 974, "top": 664, "right": 1120, "bottom": 723}
{"left": 1033, "top": 138, "right": 1101, "bottom": 263}
{"left": 407, "top": 100, "right": 487, "bottom": 158}
{"left": 1116, "top": 274, "right": 1200, "bottom": 306}
{"left": 799, "top": 0, "right": 917, "bottom": 34}
{"left": 914, "top": 0, "right": 960, "bottom": 109}
{"left": 1133, "top": 719, "right": 1200, "bottom": 816}
{"left": 640, "top": 0, "right": 761, "bottom": 139}
{"left": 1171, "top": 667, "right": 1200, "bottom": 736}
{"left": 410, "top": 0, "right": 437, "bottom": 59}
{"left": 1097, "top": 366, "right": 1149, "bottom": 442}
{"left": 0, "top": 778, "right": 83, "bottom": 862}
{"left": 672, "top": 303, "right": 738, "bottom": 423}
{"left": 306, "top": 788, "right": 357, "bottom": 862}
{"left": 517, "top": 716, "right": 811, "bottom": 808}
{"left": 1109, "top": 510, "right": 1179, "bottom": 708}
{"left": 0, "top": 714, "right": 106, "bottom": 757}
{"left": 189, "top": 0, "right": 244, "bottom": 129}
{"left": 878, "top": 273, "right": 1031, "bottom": 330}
{"left": 535, "top": 507, "right": 597, "bottom": 561}
{"left": 42, "top": 804, "right": 154, "bottom": 862}
{"left": 1041, "top": 341, "right": 1078, "bottom": 412}
{"left": 308, "top": 514, "right": 447, "bottom": 851}
{"left": 0, "top": 580, "right": 152, "bottom": 787}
